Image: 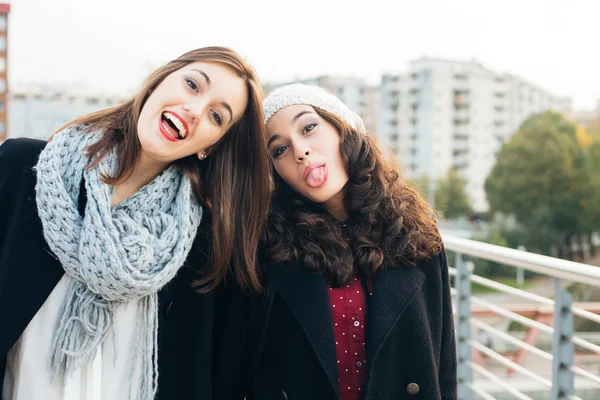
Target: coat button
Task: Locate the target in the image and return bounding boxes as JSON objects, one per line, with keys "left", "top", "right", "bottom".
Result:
{"left": 164, "top": 301, "right": 174, "bottom": 319}
{"left": 406, "top": 383, "right": 420, "bottom": 395}
{"left": 281, "top": 389, "right": 288, "bottom": 399}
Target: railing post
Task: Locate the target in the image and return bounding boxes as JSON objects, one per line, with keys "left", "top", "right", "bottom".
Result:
{"left": 455, "top": 253, "right": 473, "bottom": 400}
{"left": 551, "top": 278, "right": 575, "bottom": 400}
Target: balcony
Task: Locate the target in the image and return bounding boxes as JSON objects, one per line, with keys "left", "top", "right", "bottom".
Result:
{"left": 452, "top": 154, "right": 470, "bottom": 166}
{"left": 443, "top": 234, "right": 600, "bottom": 399}
{"left": 455, "top": 110, "right": 470, "bottom": 121}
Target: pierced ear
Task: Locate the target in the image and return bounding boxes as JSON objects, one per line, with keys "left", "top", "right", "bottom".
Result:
{"left": 197, "top": 146, "right": 213, "bottom": 161}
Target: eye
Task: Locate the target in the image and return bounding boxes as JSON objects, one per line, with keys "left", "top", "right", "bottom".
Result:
{"left": 273, "top": 145, "right": 289, "bottom": 159}
{"left": 211, "top": 110, "right": 223, "bottom": 126}
{"left": 303, "top": 123, "right": 317, "bottom": 134}
{"left": 185, "top": 78, "right": 199, "bottom": 92}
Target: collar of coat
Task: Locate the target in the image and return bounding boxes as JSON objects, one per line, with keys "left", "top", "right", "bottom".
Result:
{"left": 262, "top": 260, "right": 427, "bottom": 398}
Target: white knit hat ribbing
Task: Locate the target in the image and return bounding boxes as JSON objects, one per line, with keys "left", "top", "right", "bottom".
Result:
{"left": 263, "top": 83, "right": 366, "bottom": 134}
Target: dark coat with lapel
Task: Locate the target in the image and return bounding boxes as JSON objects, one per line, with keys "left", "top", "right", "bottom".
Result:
{"left": 215, "top": 249, "right": 457, "bottom": 400}
{"left": 0, "top": 138, "right": 219, "bottom": 399}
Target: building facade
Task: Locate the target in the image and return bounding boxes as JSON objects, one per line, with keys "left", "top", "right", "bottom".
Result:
{"left": 379, "top": 58, "right": 571, "bottom": 212}
{"left": 8, "top": 83, "right": 126, "bottom": 141}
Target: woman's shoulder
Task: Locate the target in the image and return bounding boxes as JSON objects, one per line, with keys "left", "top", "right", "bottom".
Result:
{"left": 0, "top": 137, "right": 47, "bottom": 176}
{"left": 414, "top": 245, "right": 448, "bottom": 273}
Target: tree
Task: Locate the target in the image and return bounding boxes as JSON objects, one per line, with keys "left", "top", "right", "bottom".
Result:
{"left": 408, "top": 170, "right": 473, "bottom": 220}
{"left": 435, "top": 169, "right": 473, "bottom": 219}
{"left": 587, "top": 115, "right": 600, "bottom": 140}
{"left": 485, "top": 111, "right": 595, "bottom": 258}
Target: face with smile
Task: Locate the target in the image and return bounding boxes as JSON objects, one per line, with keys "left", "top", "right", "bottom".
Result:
{"left": 137, "top": 61, "right": 248, "bottom": 167}
{"left": 266, "top": 105, "right": 349, "bottom": 214}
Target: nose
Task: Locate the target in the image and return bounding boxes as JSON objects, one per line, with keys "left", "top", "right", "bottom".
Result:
{"left": 182, "top": 100, "right": 204, "bottom": 123}
{"left": 296, "top": 147, "right": 311, "bottom": 163}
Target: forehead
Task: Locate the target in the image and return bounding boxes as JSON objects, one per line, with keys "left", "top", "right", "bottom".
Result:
{"left": 266, "top": 104, "right": 316, "bottom": 136}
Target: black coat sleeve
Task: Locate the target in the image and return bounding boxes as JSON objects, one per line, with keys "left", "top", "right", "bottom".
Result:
{"left": 0, "top": 140, "right": 19, "bottom": 249}
{"left": 438, "top": 247, "right": 458, "bottom": 399}
{"left": 0, "top": 138, "right": 48, "bottom": 391}
{"left": 212, "top": 280, "right": 262, "bottom": 400}
{"left": 0, "top": 138, "right": 45, "bottom": 259}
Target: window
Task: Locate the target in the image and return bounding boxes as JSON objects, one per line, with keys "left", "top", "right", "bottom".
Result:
{"left": 0, "top": 100, "right": 4, "bottom": 111}
{"left": 0, "top": 36, "right": 6, "bottom": 52}
{"left": 0, "top": 121, "right": 4, "bottom": 134}
{"left": 0, "top": 16, "right": 6, "bottom": 31}
{"left": 0, "top": 57, "right": 5, "bottom": 72}
{"left": 0, "top": 79, "right": 5, "bottom": 93}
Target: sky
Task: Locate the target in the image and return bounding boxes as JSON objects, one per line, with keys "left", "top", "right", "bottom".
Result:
{"left": 6, "top": 0, "right": 599, "bottom": 110}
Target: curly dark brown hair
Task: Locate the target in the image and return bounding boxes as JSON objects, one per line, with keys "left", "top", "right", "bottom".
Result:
{"left": 263, "top": 108, "right": 442, "bottom": 287}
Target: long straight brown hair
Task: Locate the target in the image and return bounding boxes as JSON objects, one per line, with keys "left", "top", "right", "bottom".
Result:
{"left": 57, "top": 47, "right": 271, "bottom": 292}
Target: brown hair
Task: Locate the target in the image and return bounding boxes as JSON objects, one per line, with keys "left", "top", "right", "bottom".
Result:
{"left": 57, "top": 47, "right": 271, "bottom": 292}
{"left": 263, "top": 108, "right": 441, "bottom": 286}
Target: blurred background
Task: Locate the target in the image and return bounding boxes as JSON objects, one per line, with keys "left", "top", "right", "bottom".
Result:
{"left": 1, "top": 0, "right": 599, "bottom": 398}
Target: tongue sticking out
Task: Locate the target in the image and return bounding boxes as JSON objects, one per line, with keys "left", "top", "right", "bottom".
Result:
{"left": 306, "top": 166, "right": 327, "bottom": 188}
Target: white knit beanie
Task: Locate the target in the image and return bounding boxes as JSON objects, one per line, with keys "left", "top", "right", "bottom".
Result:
{"left": 263, "top": 83, "right": 366, "bottom": 134}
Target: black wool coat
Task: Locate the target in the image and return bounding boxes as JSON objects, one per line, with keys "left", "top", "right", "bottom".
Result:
{"left": 214, "top": 250, "right": 458, "bottom": 400}
{"left": 0, "top": 138, "right": 220, "bottom": 399}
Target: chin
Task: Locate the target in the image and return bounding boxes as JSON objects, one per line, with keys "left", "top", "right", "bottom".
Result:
{"left": 305, "top": 189, "right": 337, "bottom": 204}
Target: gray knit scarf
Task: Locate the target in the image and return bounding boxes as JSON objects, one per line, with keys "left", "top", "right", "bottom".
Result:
{"left": 35, "top": 125, "right": 202, "bottom": 399}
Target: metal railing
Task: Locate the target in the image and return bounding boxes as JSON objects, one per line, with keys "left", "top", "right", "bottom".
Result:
{"left": 442, "top": 234, "right": 600, "bottom": 400}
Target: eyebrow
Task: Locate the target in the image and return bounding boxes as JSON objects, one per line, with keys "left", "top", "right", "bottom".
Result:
{"left": 192, "top": 69, "right": 233, "bottom": 123}
{"left": 266, "top": 110, "right": 314, "bottom": 148}
{"left": 221, "top": 102, "right": 233, "bottom": 123}
{"left": 267, "top": 134, "right": 280, "bottom": 148}
{"left": 292, "top": 110, "right": 313, "bottom": 124}
{"left": 192, "top": 69, "right": 211, "bottom": 85}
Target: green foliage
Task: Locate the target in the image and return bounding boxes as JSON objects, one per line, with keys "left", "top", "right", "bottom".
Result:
{"left": 436, "top": 169, "right": 474, "bottom": 219}
{"left": 408, "top": 170, "right": 473, "bottom": 220}
{"left": 484, "top": 111, "right": 599, "bottom": 257}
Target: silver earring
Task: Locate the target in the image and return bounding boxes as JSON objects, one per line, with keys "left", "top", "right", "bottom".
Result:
{"left": 199, "top": 151, "right": 207, "bottom": 160}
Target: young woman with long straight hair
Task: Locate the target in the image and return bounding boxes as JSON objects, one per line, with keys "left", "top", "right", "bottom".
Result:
{"left": 0, "top": 46, "right": 270, "bottom": 400}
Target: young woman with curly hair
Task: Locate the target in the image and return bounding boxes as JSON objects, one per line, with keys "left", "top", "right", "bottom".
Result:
{"left": 215, "top": 84, "right": 457, "bottom": 400}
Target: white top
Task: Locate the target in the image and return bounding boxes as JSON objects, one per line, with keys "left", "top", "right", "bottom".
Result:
{"left": 3, "top": 275, "right": 142, "bottom": 400}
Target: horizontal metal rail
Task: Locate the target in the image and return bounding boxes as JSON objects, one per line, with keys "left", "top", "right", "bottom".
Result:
{"left": 467, "top": 383, "right": 496, "bottom": 400}
{"left": 572, "top": 307, "right": 600, "bottom": 325}
{"left": 449, "top": 268, "right": 600, "bottom": 326}
{"left": 571, "top": 336, "right": 600, "bottom": 356}
{"left": 443, "top": 235, "right": 600, "bottom": 287}
{"left": 469, "top": 362, "right": 533, "bottom": 400}
{"left": 456, "top": 291, "right": 554, "bottom": 334}
{"left": 570, "top": 365, "right": 600, "bottom": 386}
{"left": 469, "top": 341, "right": 552, "bottom": 388}
{"left": 470, "top": 318, "right": 553, "bottom": 360}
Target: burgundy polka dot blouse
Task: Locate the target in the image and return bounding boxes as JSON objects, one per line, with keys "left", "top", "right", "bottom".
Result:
{"left": 328, "top": 277, "right": 372, "bottom": 400}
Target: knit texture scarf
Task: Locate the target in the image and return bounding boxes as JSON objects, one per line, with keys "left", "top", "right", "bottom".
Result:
{"left": 35, "top": 125, "right": 202, "bottom": 399}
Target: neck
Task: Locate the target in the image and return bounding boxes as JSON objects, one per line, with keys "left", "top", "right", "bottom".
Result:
{"left": 323, "top": 190, "right": 349, "bottom": 222}
{"left": 111, "top": 152, "right": 170, "bottom": 207}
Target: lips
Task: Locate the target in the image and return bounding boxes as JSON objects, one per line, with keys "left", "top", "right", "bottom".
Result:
{"left": 303, "top": 162, "right": 328, "bottom": 188}
{"left": 159, "top": 111, "right": 189, "bottom": 142}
